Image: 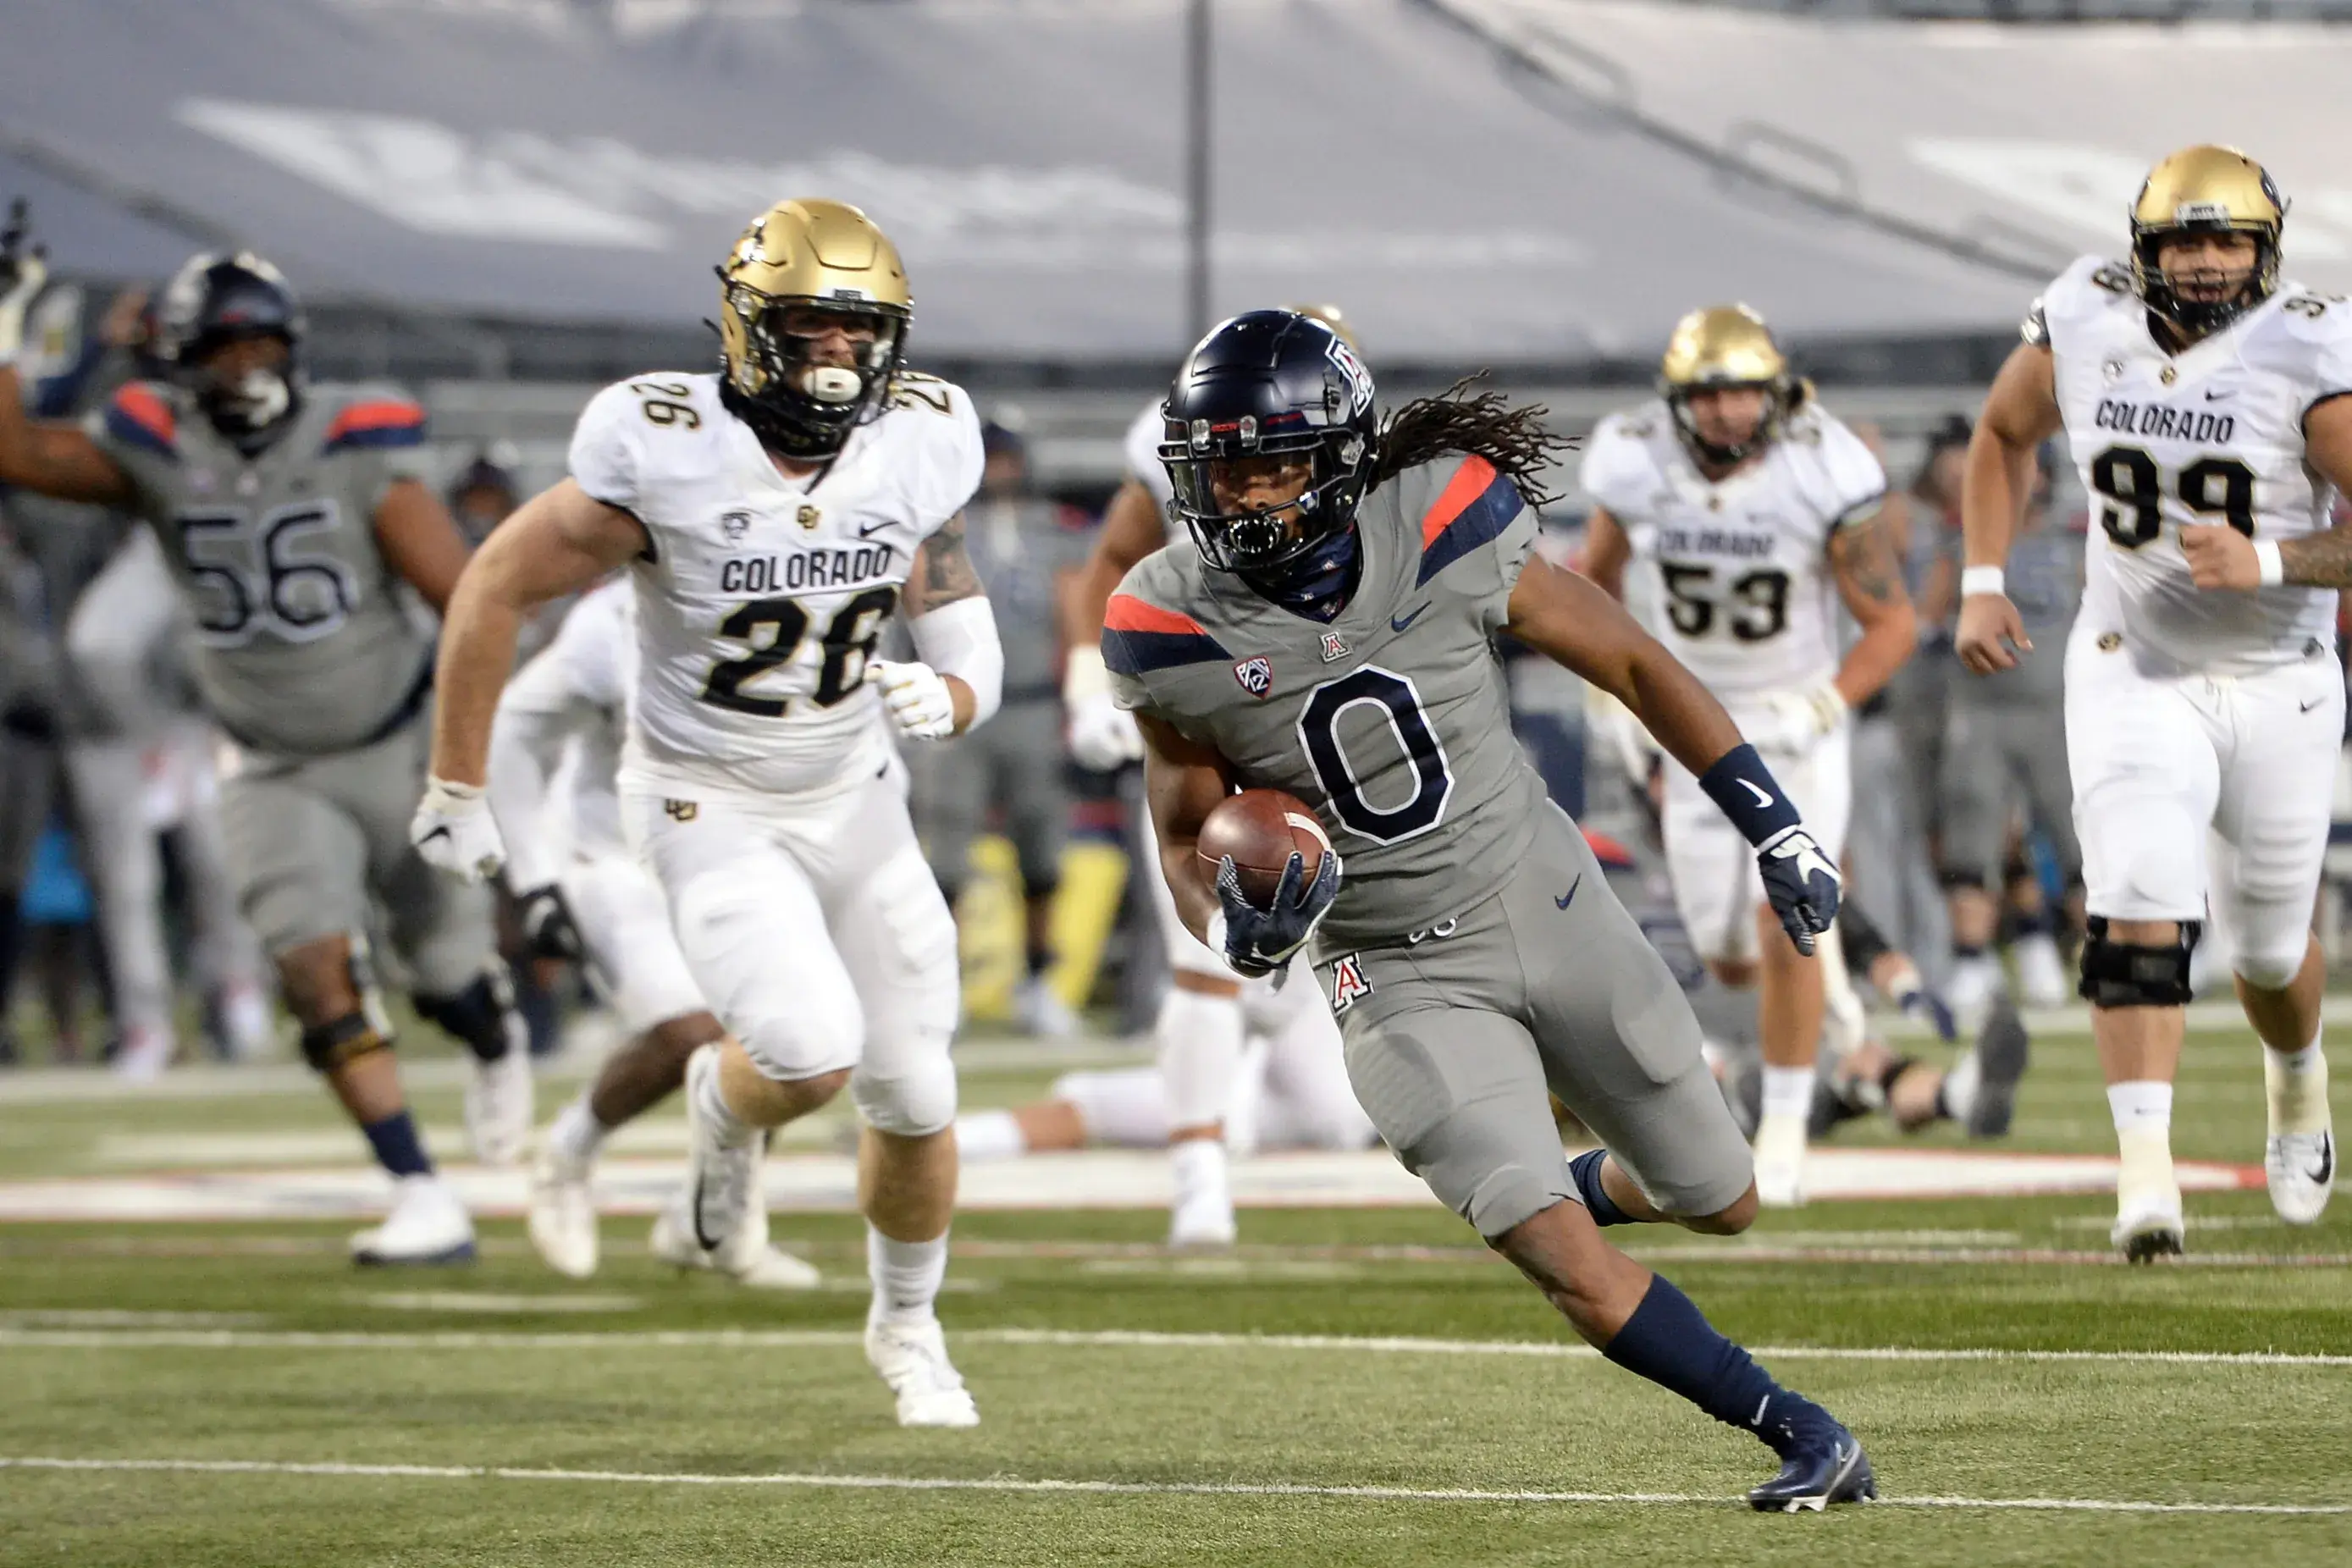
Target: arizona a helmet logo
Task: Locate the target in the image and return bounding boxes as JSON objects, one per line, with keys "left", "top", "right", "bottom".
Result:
{"left": 1234, "top": 655, "right": 1273, "bottom": 699}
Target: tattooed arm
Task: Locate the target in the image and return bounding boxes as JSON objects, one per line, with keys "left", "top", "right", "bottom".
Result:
{"left": 1827, "top": 506, "right": 1919, "bottom": 707}
{"left": 903, "top": 509, "right": 985, "bottom": 616}
{"left": 892, "top": 510, "right": 1002, "bottom": 735}
{"left": 2277, "top": 397, "right": 2352, "bottom": 587}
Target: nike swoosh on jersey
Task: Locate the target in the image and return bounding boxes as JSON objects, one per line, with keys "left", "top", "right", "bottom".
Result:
{"left": 1391, "top": 603, "right": 1432, "bottom": 633}
{"left": 2303, "top": 698, "right": 2326, "bottom": 713}
{"left": 1554, "top": 875, "right": 1582, "bottom": 910}
{"left": 857, "top": 520, "right": 894, "bottom": 538}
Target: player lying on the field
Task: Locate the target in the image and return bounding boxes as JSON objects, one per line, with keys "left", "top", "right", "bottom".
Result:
{"left": 1110, "top": 310, "right": 1870, "bottom": 1510}
{"left": 956, "top": 956, "right": 1375, "bottom": 1161}
{"left": 487, "top": 577, "right": 815, "bottom": 1289}
{"left": 417, "top": 199, "right": 1002, "bottom": 1427}
{"left": 0, "top": 208, "right": 533, "bottom": 1265}
{"left": 1958, "top": 144, "right": 2351, "bottom": 1259}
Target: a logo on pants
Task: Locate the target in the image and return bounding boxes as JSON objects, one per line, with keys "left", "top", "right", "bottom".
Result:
{"left": 1329, "top": 952, "right": 1372, "bottom": 1014}
{"left": 664, "top": 798, "right": 699, "bottom": 822}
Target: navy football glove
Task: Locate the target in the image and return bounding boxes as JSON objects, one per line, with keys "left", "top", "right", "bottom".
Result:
{"left": 514, "top": 882, "right": 587, "bottom": 965}
{"left": 1757, "top": 825, "right": 1840, "bottom": 956}
{"left": 1215, "top": 850, "right": 1340, "bottom": 978}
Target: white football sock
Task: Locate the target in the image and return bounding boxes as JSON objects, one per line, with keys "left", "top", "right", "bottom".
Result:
{"left": 2107, "top": 1080, "right": 2176, "bottom": 1202}
{"left": 954, "top": 1109, "right": 1026, "bottom": 1163}
{"left": 1171, "top": 1136, "right": 1230, "bottom": 1206}
{"left": 1760, "top": 1065, "right": 1815, "bottom": 1125}
{"left": 693, "top": 1055, "right": 756, "bottom": 1150}
{"left": 2265, "top": 1030, "right": 2330, "bottom": 1136}
{"left": 866, "top": 1226, "right": 949, "bottom": 1325}
{"left": 1157, "top": 983, "right": 1245, "bottom": 1133}
{"left": 1939, "top": 1051, "right": 1980, "bottom": 1124}
{"left": 547, "top": 1096, "right": 610, "bottom": 1166}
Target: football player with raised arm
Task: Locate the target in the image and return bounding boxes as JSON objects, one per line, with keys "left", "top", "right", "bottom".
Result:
{"left": 1958, "top": 146, "right": 2352, "bottom": 1259}
{"left": 0, "top": 218, "right": 531, "bottom": 1265}
{"left": 416, "top": 200, "right": 1002, "bottom": 1427}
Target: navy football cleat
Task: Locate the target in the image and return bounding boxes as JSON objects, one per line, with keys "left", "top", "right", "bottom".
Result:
{"left": 1747, "top": 1422, "right": 1875, "bottom": 1513}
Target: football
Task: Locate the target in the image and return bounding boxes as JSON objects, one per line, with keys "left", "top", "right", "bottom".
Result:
{"left": 1196, "top": 788, "right": 1333, "bottom": 907}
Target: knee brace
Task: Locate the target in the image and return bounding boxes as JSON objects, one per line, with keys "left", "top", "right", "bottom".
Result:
{"left": 415, "top": 965, "right": 526, "bottom": 1063}
{"left": 852, "top": 1052, "right": 958, "bottom": 1137}
{"left": 301, "top": 1012, "right": 392, "bottom": 1074}
{"left": 2078, "top": 916, "right": 2200, "bottom": 1009}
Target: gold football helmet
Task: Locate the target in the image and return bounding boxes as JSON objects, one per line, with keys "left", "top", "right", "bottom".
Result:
{"left": 716, "top": 198, "right": 911, "bottom": 458}
{"left": 2129, "top": 145, "right": 2286, "bottom": 335}
{"left": 1658, "top": 304, "right": 1797, "bottom": 467}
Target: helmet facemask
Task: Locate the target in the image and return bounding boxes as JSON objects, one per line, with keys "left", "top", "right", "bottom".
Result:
{"left": 2132, "top": 220, "right": 2278, "bottom": 337}
{"left": 1162, "top": 419, "right": 1369, "bottom": 575}
{"left": 1665, "top": 379, "right": 1786, "bottom": 469}
{"left": 720, "top": 284, "right": 907, "bottom": 461}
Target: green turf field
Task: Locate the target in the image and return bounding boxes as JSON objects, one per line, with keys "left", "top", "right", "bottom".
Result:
{"left": 1, "top": 1018, "right": 2348, "bottom": 1565}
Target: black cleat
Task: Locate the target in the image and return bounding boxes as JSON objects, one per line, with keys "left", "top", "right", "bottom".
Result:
{"left": 1748, "top": 1422, "right": 1875, "bottom": 1513}
{"left": 1965, "top": 997, "right": 2031, "bottom": 1140}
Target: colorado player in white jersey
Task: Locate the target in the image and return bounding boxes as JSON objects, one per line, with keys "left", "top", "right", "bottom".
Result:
{"left": 1060, "top": 305, "right": 1361, "bottom": 1245}
{"left": 1581, "top": 306, "right": 1917, "bottom": 1206}
{"left": 487, "top": 577, "right": 818, "bottom": 1291}
{"left": 415, "top": 200, "right": 1004, "bottom": 1427}
{"left": 1958, "top": 146, "right": 2352, "bottom": 1259}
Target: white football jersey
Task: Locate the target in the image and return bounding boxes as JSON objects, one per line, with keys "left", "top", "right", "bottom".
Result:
{"left": 2038, "top": 254, "right": 2352, "bottom": 675}
{"left": 569, "top": 371, "right": 984, "bottom": 797}
{"left": 1123, "top": 398, "right": 1175, "bottom": 511}
{"left": 492, "top": 577, "right": 635, "bottom": 886}
{"left": 1581, "top": 396, "right": 1885, "bottom": 701}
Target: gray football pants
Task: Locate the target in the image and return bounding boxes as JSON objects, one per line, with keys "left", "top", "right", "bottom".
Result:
{"left": 1940, "top": 694, "right": 2079, "bottom": 889}
{"left": 1311, "top": 807, "right": 1753, "bottom": 1238}
{"left": 218, "top": 709, "right": 496, "bottom": 997}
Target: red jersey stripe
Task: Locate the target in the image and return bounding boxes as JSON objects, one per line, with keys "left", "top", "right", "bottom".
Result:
{"left": 1418, "top": 454, "right": 1499, "bottom": 550}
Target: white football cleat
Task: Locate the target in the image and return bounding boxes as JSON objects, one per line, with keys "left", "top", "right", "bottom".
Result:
{"left": 865, "top": 1316, "right": 980, "bottom": 1428}
{"left": 1752, "top": 1112, "right": 1808, "bottom": 1209}
{"left": 1168, "top": 1140, "right": 1237, "bottom": 1248}
{"left": 351, "top": 1175, "right": 475, "bottom": 1266}
{"left": 2266, "top": 1130, "right": 2335, "bottom": 1227}
{"left": 527, "top": 1142, "right": 599, "bottom": 1278}
{"left": 464, "top": 1048, "right": 533, "bottom": 1167}
{"left": 675, "top": 1044, "right": 760, "bottom": 1253}
{"left": 1014, "top": 975, "right": 1079, "bottom": 1040}
{"left": 649, "top": 1196, "right": 820, "bottom": 1291}
{"left": 2112, "top": 1188, "right": 2185, "bottom": 1263}
{"left": 2012, "top": 933, "right": 2069, "bottom": 1010}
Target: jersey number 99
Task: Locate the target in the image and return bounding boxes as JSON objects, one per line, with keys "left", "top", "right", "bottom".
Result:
{"left": 2090, "top": 445, "right": 2255, "bottom": 549}
{"left": 698, "top": 585, "right": 898, "bottom": 716}
{"left": 1297, "top": 667, "right": 1455, "bottom": 845}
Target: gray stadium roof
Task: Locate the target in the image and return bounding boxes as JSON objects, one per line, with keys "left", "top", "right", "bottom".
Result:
{"left": 0, "top": 0, "right": 2041, "bottom": 367}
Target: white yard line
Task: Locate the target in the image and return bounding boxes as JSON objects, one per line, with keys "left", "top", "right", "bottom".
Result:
{"left": 3, "top": 1324, "right": 2349, "bottom": 1367}
{"left": 0, "top": 1455, "right": 2342, "bottom": 1516}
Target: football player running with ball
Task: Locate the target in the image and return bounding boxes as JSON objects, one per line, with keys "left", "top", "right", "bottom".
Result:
{"left": 417, "top": 200, "right": 1002, "bottom": 1427}
{"left": 1580, "top": 306, "right": 1917, "bottom": 1207}
{"left": 1109, "top": 310, "right": 1869, "bottom": 1510}
{"left": 1959, "top": 146, "right": 2352, "bottom": 1261}
{"left": 0, "top": 218, "right": 532, "bottom": 1266}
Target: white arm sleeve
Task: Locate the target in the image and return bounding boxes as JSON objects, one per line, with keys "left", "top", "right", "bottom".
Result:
{"left": 907, "top": 594, "right": 1004, "bottom": 731}
{"left": 486, "top": 600, "right": 619, "bottom": 890}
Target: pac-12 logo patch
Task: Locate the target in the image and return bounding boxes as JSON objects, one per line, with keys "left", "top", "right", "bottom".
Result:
{"left": 1234, "top": 655, "right": 1273, "bottom": 699}
{"left": 1319, "top": 631, "right": 1349, "bottom": 663}
{"left": 721, "top": 509, "right": 753, "bottom": 542}
{"left": 1329, "top": 953, "right": 1372, "bottom": 1014}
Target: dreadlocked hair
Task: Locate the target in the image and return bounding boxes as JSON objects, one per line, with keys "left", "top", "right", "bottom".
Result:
{"left": 1369, "top": 375, "right": 1577, "bottom": 510}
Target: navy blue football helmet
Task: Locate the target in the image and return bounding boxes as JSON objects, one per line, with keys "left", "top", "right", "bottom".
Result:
{"left": 1157, "top": 310, "right": 1378, "bottom": 575}
{"left": 153, "top": 251, "right": 306, "bottom": 443}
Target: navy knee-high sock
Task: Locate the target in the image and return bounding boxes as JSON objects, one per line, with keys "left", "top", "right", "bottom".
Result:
{"left": 1602, "top": 1273, "right": 1835, "bottom": 1452}
{"left": 361, "top": 1110, "right": 433, "bottom": 1179}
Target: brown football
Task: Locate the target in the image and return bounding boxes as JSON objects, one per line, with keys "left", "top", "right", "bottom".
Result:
{"left": 1196, "top": 789, "right": 1333, "bottom": 908}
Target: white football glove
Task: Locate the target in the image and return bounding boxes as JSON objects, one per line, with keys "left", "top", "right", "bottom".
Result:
{"left": 409, "top": 776, "right": 508, "bottom": 884}
{"left": 1754, "top": 682, "right": 1848, "bottom": 756}
{"left": 1064, "top": 645, "right": 1143, "bottom": 770}
{"left": 0, "top": 201, "right": 49, "bottom": 368}
{"left": 869, "top": 658, "right": 958, "bottom": 740}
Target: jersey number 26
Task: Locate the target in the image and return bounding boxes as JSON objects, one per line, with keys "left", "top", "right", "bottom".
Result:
{"left": 698, "top": 586, "right": 897, "bottom": 716}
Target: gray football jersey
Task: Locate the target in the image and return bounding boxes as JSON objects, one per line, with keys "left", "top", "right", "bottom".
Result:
{"left": 87, "top": 379, "right": 437, "bottom": 755}
{"left": 1106, "top": 454, "right": 1547, "bottom": 948}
